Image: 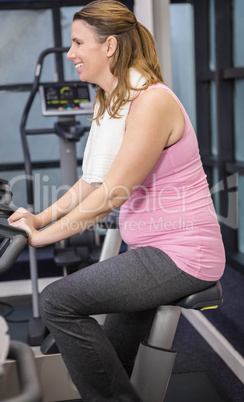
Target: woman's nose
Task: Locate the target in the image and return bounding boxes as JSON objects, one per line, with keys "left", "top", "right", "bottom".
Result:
{"left": 66, "top": 47, "right": 75, "bottom": 60}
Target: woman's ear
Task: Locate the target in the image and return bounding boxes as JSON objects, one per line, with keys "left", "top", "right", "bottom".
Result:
{"left": 106, "top": 36, "right": 117, "bottom": 57}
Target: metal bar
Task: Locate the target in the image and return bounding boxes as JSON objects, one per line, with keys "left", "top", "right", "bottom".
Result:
{"left": 193, "top": 0, "right": 213, "bottom": 187}
{"left": 99, "top": 229, "right": 122, "bottom": 262}
{"left": 52, "top": 1, "right": 64, "bottom": 81}
{"left": 0, "top": 0, "right": 92, "bottom": 11}
{"left": 215, "top": 0, "right": 236, "bottom": 251}
{"left": 25, "top": 128, "right": 56, "bottom": 135}
{"left": 28, "top": 246, "right": 40, "bottom": 318}
{"left": 197, "top": 70, "right": 216, "bottom": 82}
{"left": 0, "top": 1, "right": 53, "bottom": 10}
{"left": 226, "top": 162, "right": 244, "bottom": 175}
{"left": 182, "top": 309, "right": 244, "bottom": 385}
{"left": 0, "top": 84, "right": 33, "bottom": 92}
{"left": 148, "top": 305, "right": 182, "bottom": 349}
{"left": 193, "top": 0, "right": 211, "bottom": 157}
{"left": 223, "top": 67, "right": 244, "bottom": 79}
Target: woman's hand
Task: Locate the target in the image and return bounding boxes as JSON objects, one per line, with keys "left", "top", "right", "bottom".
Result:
{"left": 8, "top": 217, "right": 40, "bottom": 247}
{"left": 8, "top": 208, "right": 42, "bottom": 247}
{"left": 8, "top": 207, "right": 41, "bottom": 230}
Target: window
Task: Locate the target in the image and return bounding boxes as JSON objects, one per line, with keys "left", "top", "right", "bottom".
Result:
{"left": 171, "top": 0, "right": 244, "bottom": 271}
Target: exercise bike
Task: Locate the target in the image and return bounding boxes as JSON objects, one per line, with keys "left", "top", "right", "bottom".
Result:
{"left": 0, "top": 178, "right": 121, "bottom": 401}
{"left": 0, "top": 212, "right": 223, "bottom": 401}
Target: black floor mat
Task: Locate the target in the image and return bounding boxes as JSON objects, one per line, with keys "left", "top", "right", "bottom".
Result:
{"left": 165, "top": 371, "right": 231, "bottom": 402}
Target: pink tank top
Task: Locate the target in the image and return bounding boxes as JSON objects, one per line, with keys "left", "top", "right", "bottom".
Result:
{"left": 119, "top": 84, "right": 225, "bottom": 281}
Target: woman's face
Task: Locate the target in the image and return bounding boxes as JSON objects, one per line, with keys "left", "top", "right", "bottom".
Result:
{"left": 67, "top": 20, "right": 114, "bottom": 91}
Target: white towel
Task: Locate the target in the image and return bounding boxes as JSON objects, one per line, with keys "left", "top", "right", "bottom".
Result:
{"left": 82, "top": 69, "right": 146, "bottom": 186}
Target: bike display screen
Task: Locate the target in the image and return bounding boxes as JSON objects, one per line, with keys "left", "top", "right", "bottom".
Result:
{"left": 39, "top": 82, "right": 94, "bottom": 116}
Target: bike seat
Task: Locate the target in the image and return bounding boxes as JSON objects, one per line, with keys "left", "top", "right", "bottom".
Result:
{"left": 174, "top": 280, "right": 223, "bottom": 310}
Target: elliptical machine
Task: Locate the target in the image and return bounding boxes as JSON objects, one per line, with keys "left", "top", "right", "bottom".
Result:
{"left": 19, "top": 47, "right": 102, "bottom": 347}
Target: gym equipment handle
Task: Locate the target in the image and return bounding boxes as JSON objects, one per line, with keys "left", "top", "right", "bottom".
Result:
{"left": 3, "top": 340, "right": 42, "bottom": 402}
{"left": 0, "top": 222, "right": 27, "bottom": 275}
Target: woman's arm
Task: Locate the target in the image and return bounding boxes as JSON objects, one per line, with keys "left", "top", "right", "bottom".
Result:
{"left": 36, "top": 178, "right": 95, "bottom": 227}
{"left": 9, "top": 88, "right": 184, "bottom": 247}
{"left": 8, "top": 178, "right": 95, "bottom": 229}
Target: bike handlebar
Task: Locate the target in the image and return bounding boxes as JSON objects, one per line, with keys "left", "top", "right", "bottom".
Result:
{"left": 0, "top": 223, "right": 42, "bottom": 401}
{"left": 0, "top": 222, "right": 27, "bottom": 275}
{"left": 1, "top": 340, "right": 42, "bottom": 402}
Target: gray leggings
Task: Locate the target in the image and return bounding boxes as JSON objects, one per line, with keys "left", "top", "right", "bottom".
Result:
{"left": 40, "top": 246, "right": 215, "bottom": 402}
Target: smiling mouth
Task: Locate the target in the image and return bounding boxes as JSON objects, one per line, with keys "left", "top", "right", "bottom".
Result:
{"left": 75, "top": 63, "right": 83, "bottom": 69}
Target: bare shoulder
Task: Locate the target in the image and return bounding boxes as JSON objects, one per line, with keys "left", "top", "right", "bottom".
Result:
{"left": 128, "top": 86, "right": 183, "bottom": 120}
{"left": 128, "top": 85, "right": 183, "bottom": 121}
{"left": 126, "top": 86, "right": 185, "bottom": 147}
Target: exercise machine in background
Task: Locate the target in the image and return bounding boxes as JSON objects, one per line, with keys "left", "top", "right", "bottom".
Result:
{"left": 19, "top": 47, "right": 107, "bottom": 347}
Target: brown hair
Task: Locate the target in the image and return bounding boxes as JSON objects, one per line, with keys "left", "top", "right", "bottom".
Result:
{"left": 73, "top": 0, "right": 164, "bottom": 120}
